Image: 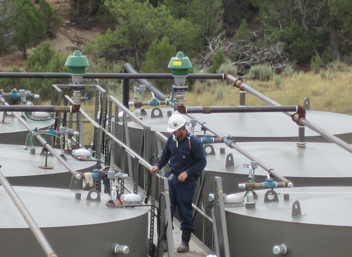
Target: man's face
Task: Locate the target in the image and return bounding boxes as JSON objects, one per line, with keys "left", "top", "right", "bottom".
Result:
{"left": 172, "top": 127, "right": 183, "bottom": 139}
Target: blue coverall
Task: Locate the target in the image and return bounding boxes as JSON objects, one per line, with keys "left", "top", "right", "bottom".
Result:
{"left": 156, "top": 132, "right": 207, "bottom": 232}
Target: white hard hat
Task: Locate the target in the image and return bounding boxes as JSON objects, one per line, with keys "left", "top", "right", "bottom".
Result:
{"left": 167, "top": 114, "right": 186, "bottom": 132}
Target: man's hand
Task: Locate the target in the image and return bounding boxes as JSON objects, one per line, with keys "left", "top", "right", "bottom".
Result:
{"left": 150, "top": 166, "right": 159, "bottom": 173}
{"left": 178, "top": 171, "right": 188, "bottom": 182}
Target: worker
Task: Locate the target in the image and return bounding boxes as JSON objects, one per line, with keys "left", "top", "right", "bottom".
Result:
{"left": 150, "top": 114, "right": 207, "bottom": 253}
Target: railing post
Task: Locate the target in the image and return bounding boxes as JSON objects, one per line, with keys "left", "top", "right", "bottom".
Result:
{"left": 214, "top": 176, "right": 230, "bottom": 257}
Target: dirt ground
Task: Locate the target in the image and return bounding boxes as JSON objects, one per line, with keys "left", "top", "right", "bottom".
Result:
{"left": 0, "top": 0, "right": 108, "bottom": 72}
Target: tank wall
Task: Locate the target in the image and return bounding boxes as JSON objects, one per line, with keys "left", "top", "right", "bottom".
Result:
{"left": 0, "top": 213, "right": 148, "bottom": 257}
{"left": 226, "top": 211, "right": 352, "bottom": 257}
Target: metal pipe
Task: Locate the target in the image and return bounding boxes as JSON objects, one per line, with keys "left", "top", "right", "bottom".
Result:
{"left": 185, "top": 113, "right": 292, "bottom": 185}
{"left": 184, "top": 106, "right": 298, "bottom": 114}
{"left": 124, "top": 63, "right": 167, "bottom": 100}
{"left": 239, "top": 89, "right": 246, "bottom": 106}
{"left": 227, "top": 74, "right": 352, "bottom": 155}
{"left": 0, "top": 105, "right": 72, "bottom": 112}
{"left": 192, "top": 203, "right": 213, "bottom": 223}
{"left": 0, "top": 168, "right": 58, "bottom": 257}
{"left": 299, "top": 117, "right": 352, "bottom": 154}
{"left": 0, "top": 97, "right": 81, "bottom": 178}
{"left": 128, "top": 100, "right": 169, "bottom": 107}
{"left": 238, "top": 181, "right": 287, "bottom": 190}
{"left": 0, "top": 72, "right": 224, "bottom": 80}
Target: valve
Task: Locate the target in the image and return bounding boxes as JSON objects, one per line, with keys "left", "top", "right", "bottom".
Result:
{"left": 45, "top": 127, "right": 57, "bottom": 136}
{"left": 168, "top": 52, "right": 192, "bottom": 110}
{"left": 58, "top": 126, "right": 79, "bottom": 151}
{"left": 273, "top": 244, "right": 288, "bottom": 255}
{"left": 112, "top": 244, "right": 129, "bottom": 255}
{"left": 9, "top": 89, "right": 19, "bottom": 99}
{"left": 149, "top": 97, "right": 160, "bottom": 106}
{"left": 134, "top": 84, "right": 146, "bottom": 100}
{"left": 224, "top": 135, "right": 235, "bottom": 146}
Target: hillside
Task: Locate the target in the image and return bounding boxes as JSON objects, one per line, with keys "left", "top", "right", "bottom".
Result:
{"left": 0, "top": 0, "right": 107, "bottom": 72}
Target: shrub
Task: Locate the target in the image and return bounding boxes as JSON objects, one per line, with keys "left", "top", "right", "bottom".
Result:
{"left": 216, "top": 87, "right": 225, "bottom": 99}
{"left": 218, "top": 59, "right": 237, "bottom": 75}
{"left": 246, "top": 64, "right": 273, "bottom": 81}
{"left": 210, "top": 48, "right": 225, "bottom": 73}
{"left": 283, "top": 64, "right": 294, "bottom": 77}
{"left": 310, "top": 56, "right": 323, "bottom": 73}
{"left": 328, "top": 61, "right": 349, "bottom": 72}
{"left": 274, "top": 75, "right": 282, "bottom": 88}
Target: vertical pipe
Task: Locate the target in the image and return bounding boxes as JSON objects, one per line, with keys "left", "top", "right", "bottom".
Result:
{"left": 123, "top": 68, "right": 130, "bottom": 108}
{"left": 239, "top": 89, "right": 246, "bottom": 106}
{"left": 297, "top": 126, "right": 306, "bottom": 148}
{"left": 0, "top": 168, "right": 58, "bottom": 257}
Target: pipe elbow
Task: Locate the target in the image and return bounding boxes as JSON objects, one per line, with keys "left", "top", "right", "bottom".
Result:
{"left": 233, "top": 78, "right": 243, "bottom": 88}
{"left": 177, "top": 105, "right": 186, "bottom": 114}
{"left": 292, "top": 105, "right": 306, "bottom": 125}
{"left": 70, "top": 104, "right": 80, "bottom": 113}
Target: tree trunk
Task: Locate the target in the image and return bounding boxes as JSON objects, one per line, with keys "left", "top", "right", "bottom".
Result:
{"left": 330, "top": 27, "right": 340, "bottom": 61}
{"left": 135, "top": 47, "right": 141, "bottom": 70}
{"left": 298, "top": 0, "right": 308, "bottom": 31}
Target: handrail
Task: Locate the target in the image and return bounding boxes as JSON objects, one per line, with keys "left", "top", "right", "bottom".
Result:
{"left": 0, "top": 168, "right": 58, "bottom": 257}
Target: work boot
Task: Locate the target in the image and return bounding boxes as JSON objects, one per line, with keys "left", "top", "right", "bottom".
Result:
{"left": 177, "top": 230, "right": 191, "bottom": 253}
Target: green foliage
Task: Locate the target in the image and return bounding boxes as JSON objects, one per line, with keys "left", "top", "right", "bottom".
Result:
{"left": 163, "top": 0, "right": 189, "bottom": 19}
{"left": 0, "top": 34, "right": 7, "bottom": 55}
{"left": 186, "top": 0, "right": 223, "bottom": 44}
{"left": 85, "top": 58, "right": 124, "bottom": 93}
{"left": 283, "top": 64, "right": 294, "bottom": 77}
{"left": 222, "top": 0, "right": 255, "bottom": 32}
{"left": 246, "top": 64, "right": 273, "bottom": 81}
{"left": 274, "top": 74, "right": 281, "bottom": 88}
{"left": 328, "top": 61, "right": 349, "bottom": 72}
{"left": 273, "top": 21, "right": 316, "bottom": 65}
{"left": 84, "top": 0, "right": 196, "bottom": 70}
{"left": 0, "top": 66, "right": 25, "bottom": 93}
{"left": 38, "top": 0, "right": 62, "bottom": 37}
{"left": 320, "top": 70, "right": 326, "bottom": 79}
{"left": 218, "top": 59, "right": 237, "bottom": 75}
{"left": 210, "top": 48, "right": 225, "bottom": 73}
{"left": 22, "top": 43, "right": 69, "bottom": 98}
{"left": 141, "top": 36, "right": 176, "bottom": 91}
{"left": 310, "top": 56, "right": 323, "bottom": 73}
{"left": 216, "top": 86, "right": 225, "bottom": 100}
{"left": 12, "top": 0, "right": 47, "bottom": 58}
{"left": 69, "top": 0, "right": 103, "bottom": 29}
{"left": 235, "top": 19, "right": 252, "bottom": 43}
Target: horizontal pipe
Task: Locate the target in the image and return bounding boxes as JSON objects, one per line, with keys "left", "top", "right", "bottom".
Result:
{"left": 185, "top": 106, "right": 298, "bottom": 114}
{"left": 0, "top": 168, "right": 57, "bottom": 257}
{"left": 238, "top": 181, "right": 288, "bottom": 190}
{"left": 0, "top": 72, "right": 224, "bottom": 80}
{"left": 0, "top": 105, "right": 80, "bottom": 113}
{"left": 128, "top": 100, "right": 169, "bottom": 107}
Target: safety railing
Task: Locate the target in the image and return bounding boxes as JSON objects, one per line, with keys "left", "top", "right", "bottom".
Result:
{"left": 60, "top": 89, "right": 175, "bottom": 257}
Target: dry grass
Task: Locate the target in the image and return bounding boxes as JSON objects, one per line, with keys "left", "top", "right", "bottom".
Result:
{"left": 185, "top": 67, "right": 352, "bottom": 115}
